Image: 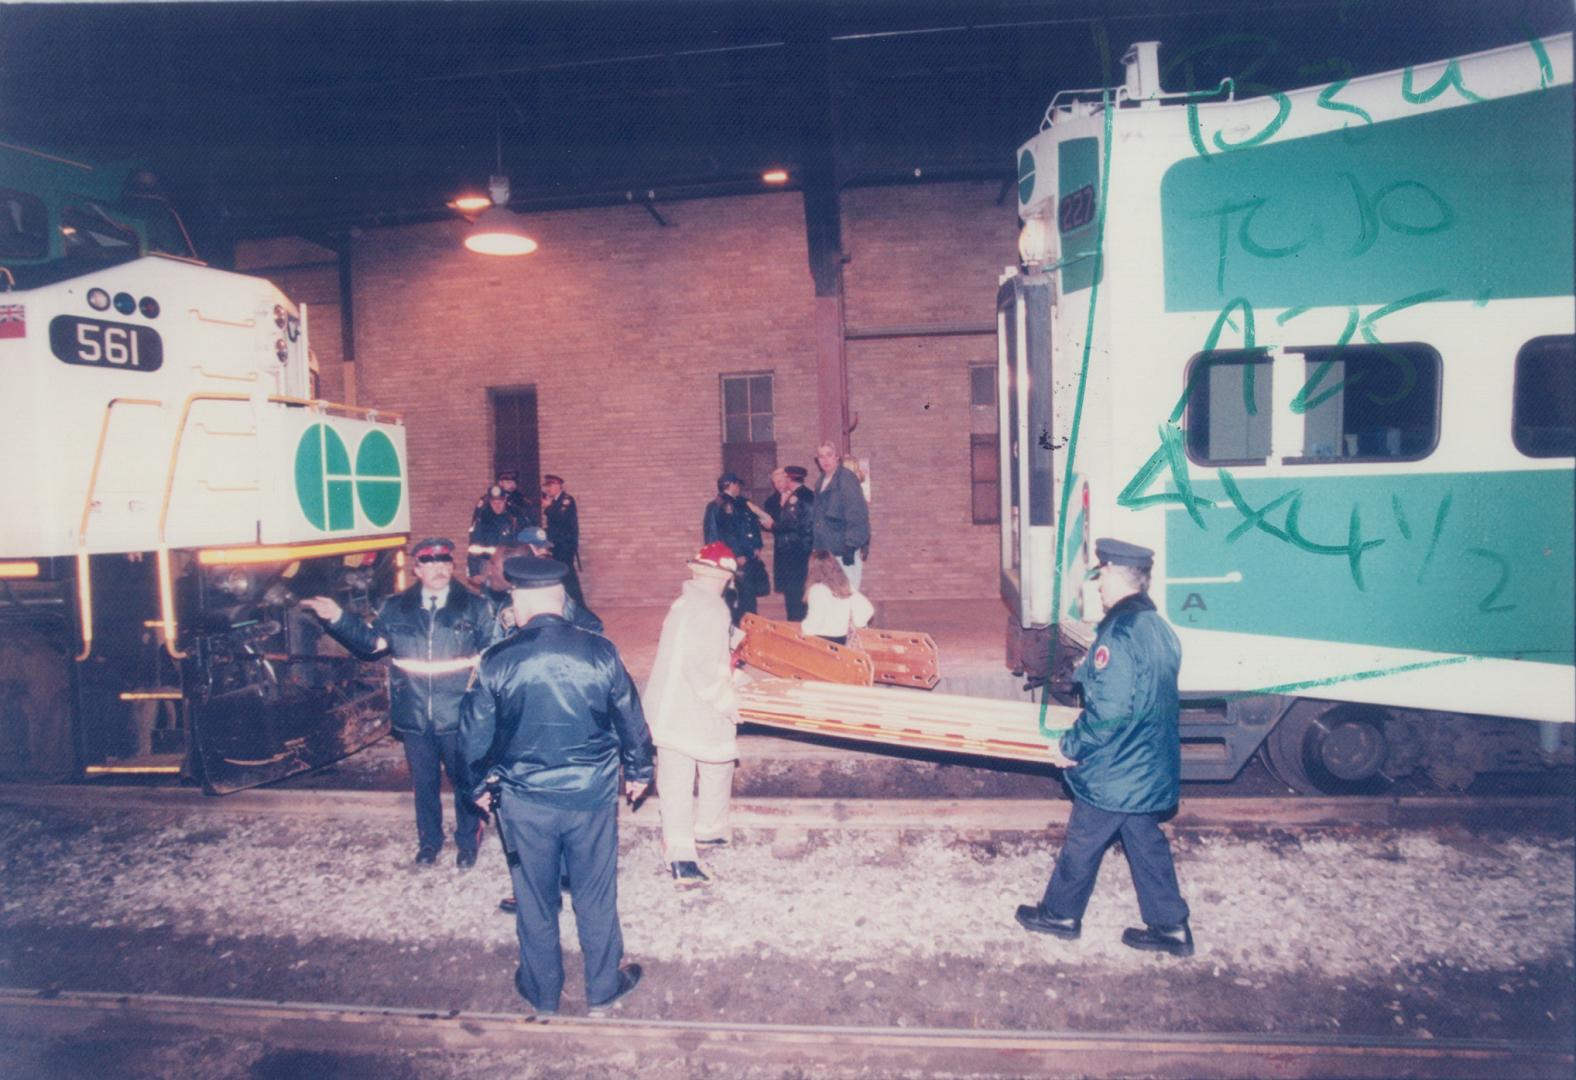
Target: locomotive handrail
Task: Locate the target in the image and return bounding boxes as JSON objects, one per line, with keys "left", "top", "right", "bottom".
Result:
{"left": 270, "top": 396, "right": 405, "bottom": 424}
{"left": 74, "top": 396, "right": 164, "bottom": 661}
{"left": 155, "top": 392, "right": 253, "bottom": 659}
{"left": 152, "top": 392, "right": 404, "bottom": 658}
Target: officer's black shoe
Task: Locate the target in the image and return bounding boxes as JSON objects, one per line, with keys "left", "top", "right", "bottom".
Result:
{"left": 1015, "top": 904, "right": 1081, "bottom": 939}
{"left": 415, "top": 845, "right": 439, "bottom": 865}
{"left": 1121, "top": 920, "right": 1195, "bottom": 958}
{"left": 456, "top": 848, "right": 478, "bottom": 870}
{"left": 499, "top": 896, "right": 518, "bottom": 914}
{"left": 670, "top": 861, "right": 709, "bottom": 887}
{"left": 694, "top": 836, "right": 729, "bottom": 847}
{"left": 513, "top": 966, "right": 558, "bottom": 1016}
{"left": 587, "top": 964, "right": 643, "bottom": 1013}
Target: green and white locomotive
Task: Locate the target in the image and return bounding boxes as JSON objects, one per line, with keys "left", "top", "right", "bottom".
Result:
{"left": 0, "top": 141, "right": 409, "bottom": 792}
{"left": 998, "top": 35, "right": 1574, "bottom": 792}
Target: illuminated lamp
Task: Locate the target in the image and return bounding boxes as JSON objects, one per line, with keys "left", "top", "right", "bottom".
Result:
{"left": 464, "top": 175, "right": 537, "bottom": 256}
{"left": 761, "top": 168, "right": 790, "bottom": 185}
{"left": 1018, "top": 212, "right": 1056, "bottom": 268}
{"left": 450, "top": 193, "right": 492, "bottom": 214}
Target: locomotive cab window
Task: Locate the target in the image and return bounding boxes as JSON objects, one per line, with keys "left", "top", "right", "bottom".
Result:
{"left": 61, "top": 201, "right": 139, "bottom": 263}
{"left": 1513, "top": 335, "right": 1575, "bottom": 458}
{"left": 1184, "top": 350, "right": 1271, "bottom": 465}
{"left": 0, "top": 188, "right": 48, "bottom": 259}
{"left": 1287, "top": 343, "right": 1439, "bottom": 464}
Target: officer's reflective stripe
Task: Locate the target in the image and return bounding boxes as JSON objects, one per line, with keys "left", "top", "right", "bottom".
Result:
{"left": 468, "top": 544, "right": 497, "bottom": 555}
{"left": 392, "top": 655, "right": 481, "bottom": 676}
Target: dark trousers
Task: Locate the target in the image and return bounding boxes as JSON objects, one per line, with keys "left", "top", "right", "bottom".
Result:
{"left": 400, "top": 728, "right": 482, "bottom": 855}
{"left": 776, "top": 554, "right": 809, "bottom": 621}
{"left": 1041, "top": 799, "right": 1189, "bottom": 927}
{"left": 562, "top": 561, "right": 586, "bottom": 608}
{"left": 497, "top": 793, "right": 624, "bottom": 1011}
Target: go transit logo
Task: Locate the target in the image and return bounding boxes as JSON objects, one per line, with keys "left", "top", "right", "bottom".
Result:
{"left": 293, "top": 423, "right": 403, "bottom": 531}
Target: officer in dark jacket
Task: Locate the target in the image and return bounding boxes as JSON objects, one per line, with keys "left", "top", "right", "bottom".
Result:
{"left": 495, "top": 469, "right": 538, "bottom": 528}
{"left": 300, "top": 538, "right": 497, "bottom": 868}
{"left": 461, "top": 555, "right": 652, "bottom": 1015}
{"left": 468, "top": 486, "right": 523, "bottom": 579}
{"left": 764, "top": 465, "right": 815, "bottom": 621}
{"left": 1015, "top": 538, "right": 1193, "bottom": 957}
{"left": 703, "top": 472, "right": 767, "bottom": 625}
{"left": 541, "top": 474, "right": 585, "bottom": 607}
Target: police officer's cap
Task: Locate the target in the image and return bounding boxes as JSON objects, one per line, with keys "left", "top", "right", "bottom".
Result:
{"left": 543, "top": 474, "right": 564, "bottom": 485}
{"left": 1094, "top": 537, "right": 1154, "bottom": 569}
{"left": 412, "top": 537, "right": 456, "bottom": 560}
{"left": 502, "top": 555, "right": 570, "bottom": 589}
{"left": 784, "top": 465, "right": 807, "bottom": 482}
{"left": 487, "top": 485, "right": 506, "bottom": 499}
{"left": 515, "top": 525, "right": 552, "bottom": 549}
{"left": 717, "top": 471, "right": 743, "bottom": 492}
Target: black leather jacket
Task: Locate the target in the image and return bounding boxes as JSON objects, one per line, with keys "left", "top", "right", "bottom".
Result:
{"left": 328, "top": 584, "right": 498, "bottom": 736}
{"left": 460, "top": 613, "right": 653, "bottom": 809}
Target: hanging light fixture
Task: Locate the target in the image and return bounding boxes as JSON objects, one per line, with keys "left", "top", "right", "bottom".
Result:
{"left": 462, "top": 101, "right": 538, "bottom": 256}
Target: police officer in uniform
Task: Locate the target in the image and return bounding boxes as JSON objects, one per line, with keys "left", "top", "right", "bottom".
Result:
{"left": 763, "top": 465, "right": 815, "bottom": 621}
{"left": 703, "top": 472, "right": 767, "bottom": 625}
{"left": 495, "top": 469, "right": 538, "bottom": 528}
{"left": 541, "top": 474, "right": 585, "bottom": 607}
{"left": 468, "top": 486, "right": 523, "bottom": 580}
{"left": 1015, "top": 538, "right": 1194, "bottom": 957}
{"left": 461, "top": 555, "right": 652, "bottom": 1014}
{"left": 300, "top": 538, "right": 496, "bottom": 869}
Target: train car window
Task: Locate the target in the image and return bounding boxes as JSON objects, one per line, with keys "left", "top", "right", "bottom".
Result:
{"left": 1513, "top": 336, "right": 1576, "bottom": 458}
{"left": 1286, "top": 343, "right": 1439, "bottom": 464}
{"left": 1184, "top": 350, "right": 1272, "bottom": 465}
{"left": 61, "top": 201, "right": 140, "bottom": 262}
{"left": 0, "top": 188, "right": 49, "bottom": 259}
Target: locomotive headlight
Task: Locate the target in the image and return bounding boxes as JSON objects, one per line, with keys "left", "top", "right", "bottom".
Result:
{"left": 216, "top": 568, "right": 253, "bottom": 597}
{"left": 87, "top": 288, "right": 111, "bottom": 311}
{"left": 139, "top": 296, "right": 160, "bottom": 319}
{"left": 1018, "top": 212, "right": 1057, "bottom": 269}
{"left": 275, "top": 339, "right": 289, "bottom": 364}
{"left": 113, "top": 292, "right": 136, "bottom": 315}
{"left": 273, "top": 304, "right": 287, "bottom": 329}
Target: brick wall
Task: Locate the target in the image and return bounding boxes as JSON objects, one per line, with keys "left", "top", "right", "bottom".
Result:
{"left": 238, "top": 181, "right": 1019, "bottom": 604}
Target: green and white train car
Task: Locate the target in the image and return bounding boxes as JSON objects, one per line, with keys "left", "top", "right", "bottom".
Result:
{"left": 998, "top": 35, "right": 1573, "bottom": 791}
{"left": 0, "top": 141, "right": 410, "bottom": 792}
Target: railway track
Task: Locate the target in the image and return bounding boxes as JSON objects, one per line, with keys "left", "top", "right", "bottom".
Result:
{"left": 1, "top": 988, "right": 1569, "bottom": 1080}
{"left": 0, "top": 782, "right": 1569, "bottom": 832}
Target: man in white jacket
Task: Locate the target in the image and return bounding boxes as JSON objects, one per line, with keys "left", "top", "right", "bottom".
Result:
{"left": 647, "top": 542, "right": 745, "bottom": 886}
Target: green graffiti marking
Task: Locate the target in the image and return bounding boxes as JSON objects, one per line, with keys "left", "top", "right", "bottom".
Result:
{"left": 1316, "top": 79, "right": 1373, "bottom": 133}
{"left": 1401, "top": 60, "right": 1485, "bottom": 105}
{"left": 1415, "top": 493, "right": 1451, "bottom": 584}
{"left": 1464, "top": 548, "right": 1517, "bottom": 614}
{"left": 1041, "top": 21, "right": 1118, "bottom": 740}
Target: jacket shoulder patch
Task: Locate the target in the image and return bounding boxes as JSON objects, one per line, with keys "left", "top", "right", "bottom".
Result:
{"left": 1093, "top": 644, "right": 1111, "bottom": 670}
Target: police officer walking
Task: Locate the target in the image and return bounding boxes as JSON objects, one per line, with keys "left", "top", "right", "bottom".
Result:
{"left": 300, "top": 538, "right": 496, "bottom": 869}
{"left": 461, "top": 555, "right": 652, "bottom": 1015}
{"left": 1015, "top": 538, "right": 1194, "bottom": 957}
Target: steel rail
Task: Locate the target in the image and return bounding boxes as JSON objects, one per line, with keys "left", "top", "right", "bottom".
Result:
{"left": 0, "top": 784, "right": 1568, "bottom": 833}
{"left": 0, "top": 988, "right": 1568, "bottom": 1079}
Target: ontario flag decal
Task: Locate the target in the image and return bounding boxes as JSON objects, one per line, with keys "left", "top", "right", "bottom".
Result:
{"left": 0, "top": 304, "right": 23, "bottom": 340}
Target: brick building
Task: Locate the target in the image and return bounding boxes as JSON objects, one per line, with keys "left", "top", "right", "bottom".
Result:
{"left": 238, "top": 181, "right": 1018, "bottom": 606}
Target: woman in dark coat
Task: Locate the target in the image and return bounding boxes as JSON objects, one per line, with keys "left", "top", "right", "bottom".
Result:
{"left": 702, "top": 472, "right": 767, "bottom": 625}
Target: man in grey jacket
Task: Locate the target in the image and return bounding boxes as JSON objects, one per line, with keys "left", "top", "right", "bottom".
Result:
{"left": 810, "top": 441, "right": 871, "bottom": 591}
